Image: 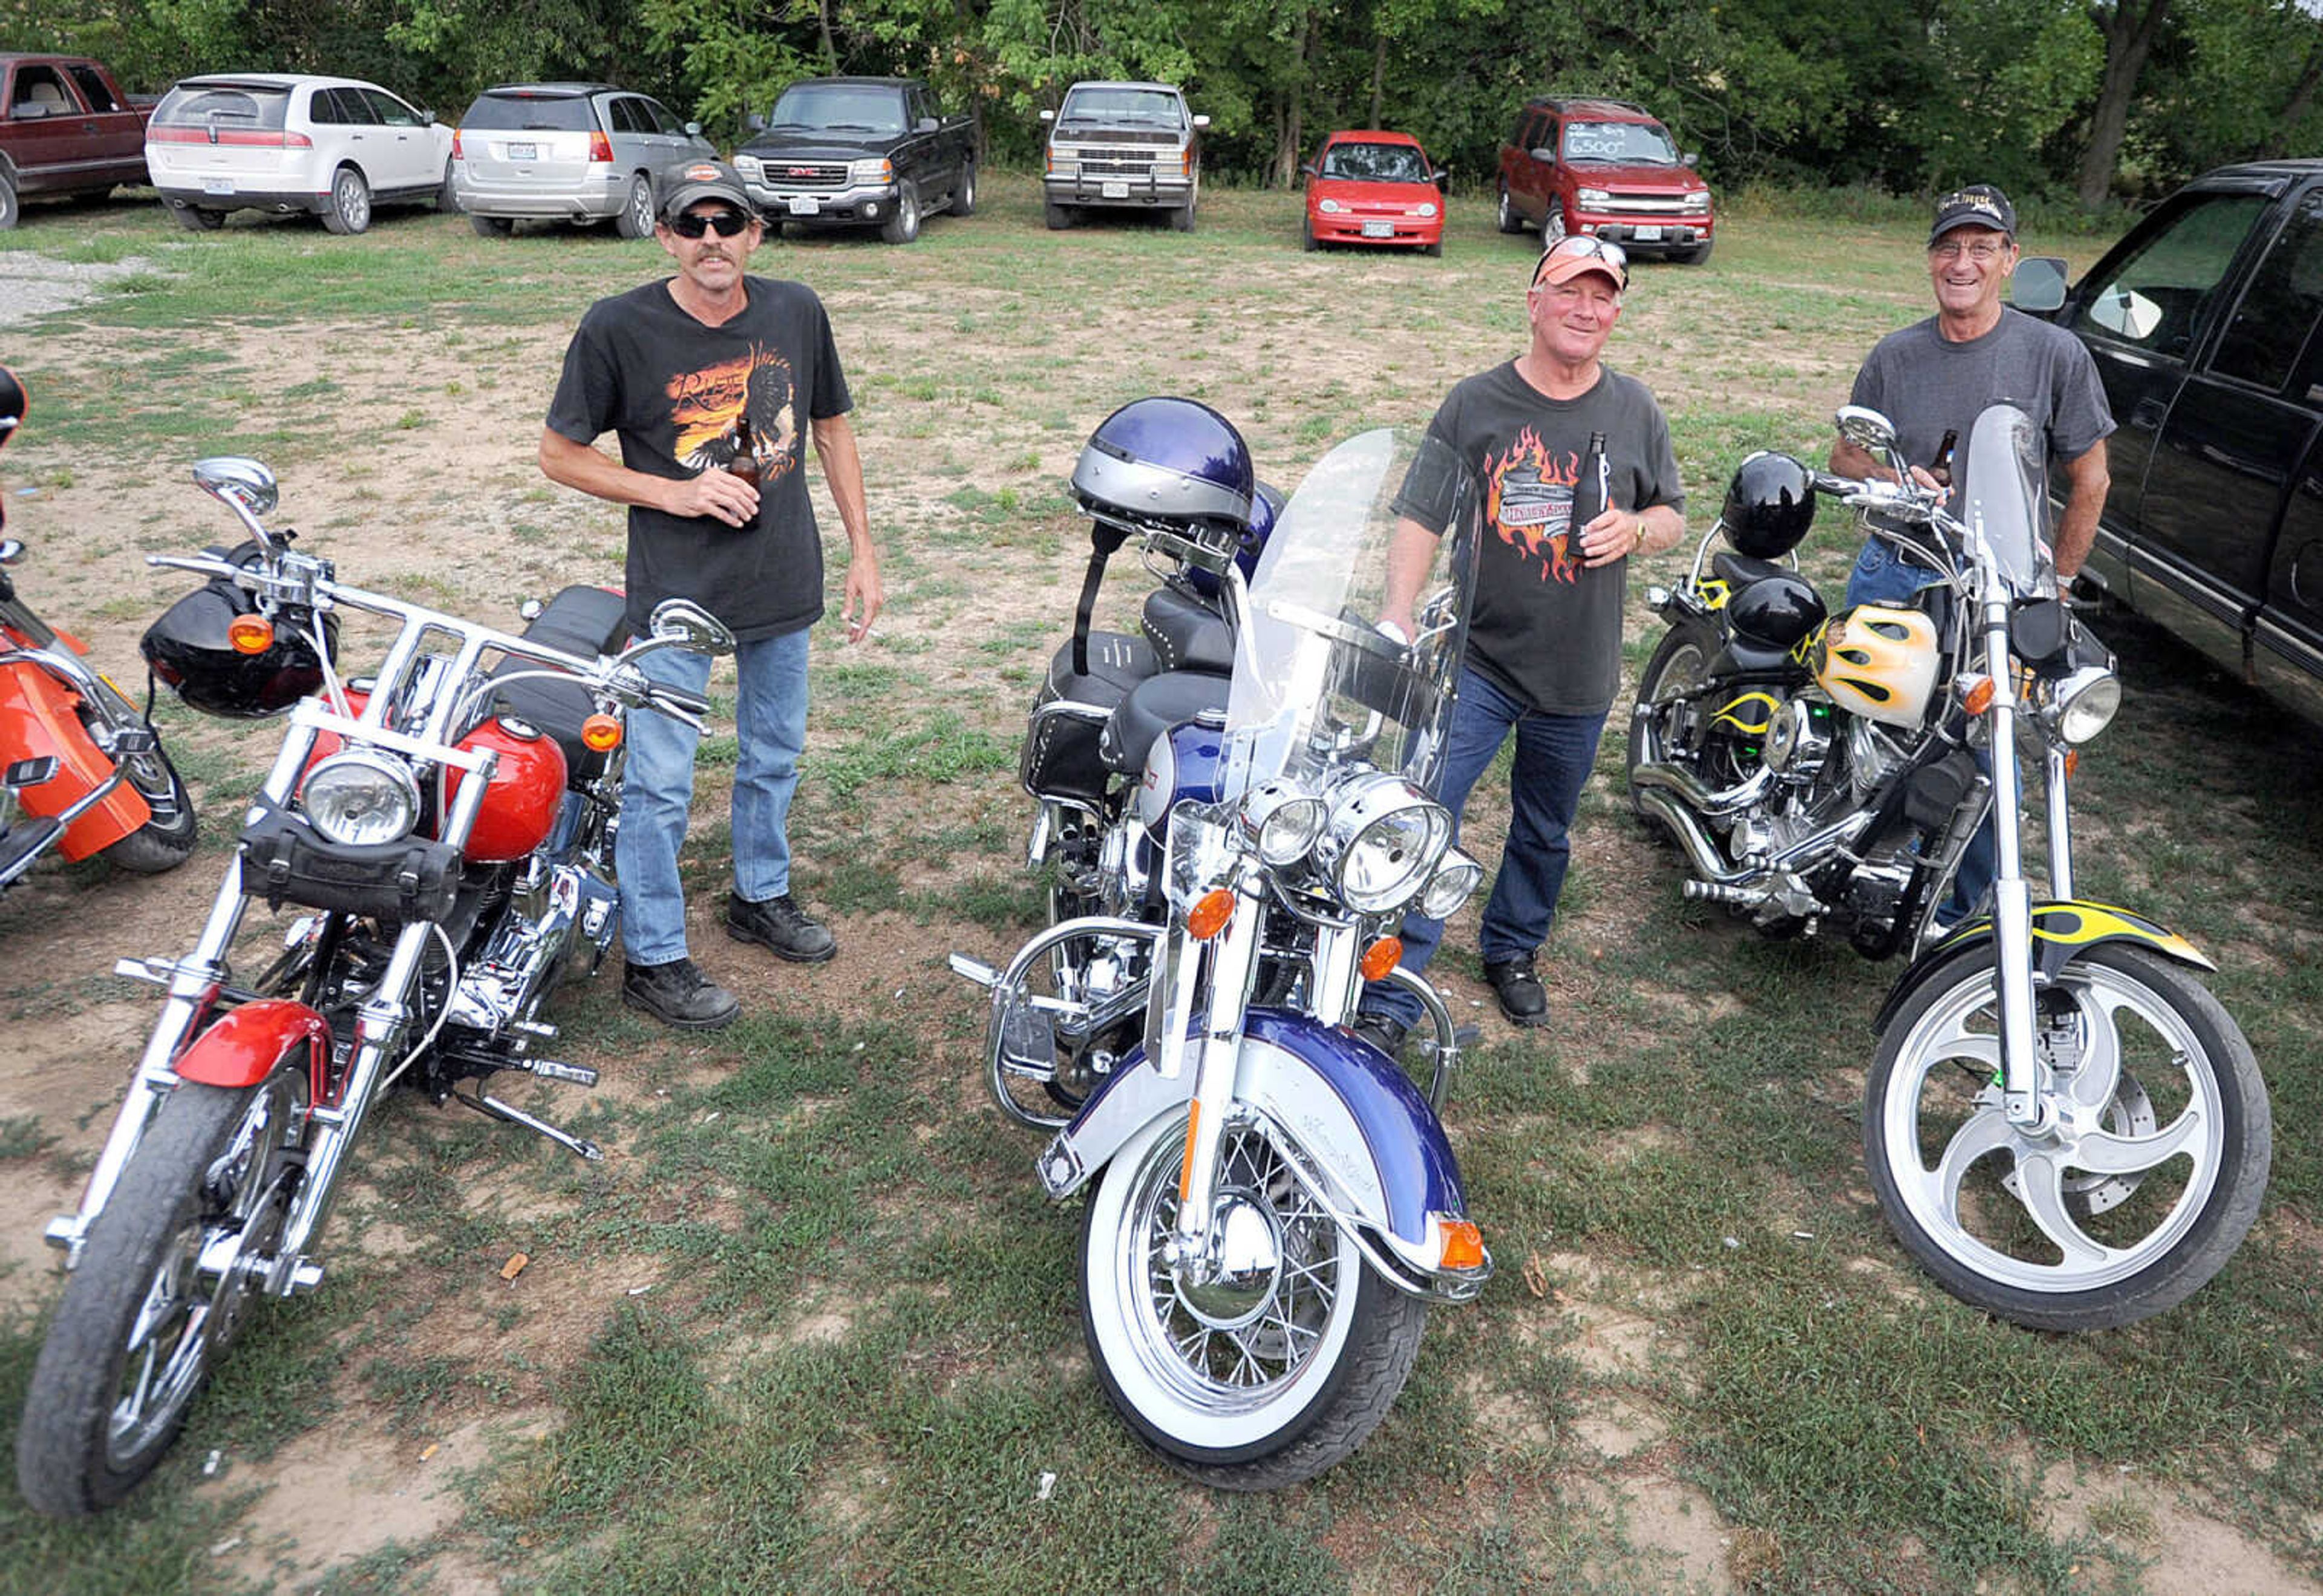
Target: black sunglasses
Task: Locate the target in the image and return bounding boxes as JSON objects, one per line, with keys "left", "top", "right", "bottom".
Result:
{"left": 669, "top": 208, "right": 751, "bottom": 239}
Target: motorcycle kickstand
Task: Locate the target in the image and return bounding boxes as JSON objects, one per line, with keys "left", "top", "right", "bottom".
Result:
{"left": 451, "top": 1087, "right": 603, "bottom": 1162}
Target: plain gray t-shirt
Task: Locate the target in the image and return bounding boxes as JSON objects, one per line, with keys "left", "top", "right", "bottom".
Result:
{"left": 1425, "top": 361, "right": 1684, "bottom": 715}
{"left": 1848, "top": 308, "right": 2114, "bottom": 518}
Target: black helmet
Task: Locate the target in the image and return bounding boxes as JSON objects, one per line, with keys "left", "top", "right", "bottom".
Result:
{"left": 1728, "top": 572, "right": 1829, "bottom": 650}
{"left": 142, "top": 543, "right": 338, "bottom": 719}
{"left": 1072, "top": 397, "right": 1256, "bottom": 537}
{"left": 1721, "top": 450, "right": 1817, "bottom": 560}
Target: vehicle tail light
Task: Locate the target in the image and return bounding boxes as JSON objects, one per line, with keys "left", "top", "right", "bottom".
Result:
{"left": 286, "top": 132, "right": 312, "bottom": 149}
{"left": 588, "top": 131, "right": 615, "bottom": 165}
{"left": 451, "top": 129, "right": 464, "bottom": 160}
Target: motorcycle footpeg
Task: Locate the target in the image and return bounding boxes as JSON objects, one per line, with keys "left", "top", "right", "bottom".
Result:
{"left": 947, "top": 953, "right": 1000, "bottom": 989}
{"left": 998, "top": 1001, "right": 1057, "bottom": 1078}
{"left": 523, "top": 1059, "right": 599, "bottom": 1088}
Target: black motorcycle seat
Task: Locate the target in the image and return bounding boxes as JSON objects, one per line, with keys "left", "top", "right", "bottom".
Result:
{"left": 1100, "top": 670, "right": 1230, "bottom": 776}
{"left": 1710, "top": 550, "right": 1795, "bottom": 590}
{"left": 492, "top": 586, "right": 630, "bottom": 776}
{"left": 1142, "top": 584, "right": 1233, "bottom": 676}
{"left": 1046, "top": 630, "right": 1156, "bottom": 709}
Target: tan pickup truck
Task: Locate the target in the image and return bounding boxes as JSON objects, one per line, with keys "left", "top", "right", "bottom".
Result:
{"left": 0, "top": 53, "right": 155, "bottom": 228}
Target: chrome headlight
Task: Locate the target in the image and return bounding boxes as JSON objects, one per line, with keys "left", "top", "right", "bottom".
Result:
{"left": 301, "top": 750, "right": 420, "bottom": 846}
{"left": 1418, "top": 848, "right": 1483, "bottom": 920}
{"left": 1315, "top": 773, "right": 1452, "bottom": 914}
{"left": 1240, "top": 778, "right": 1327, "bottom": 868}
{"left": 2046, "top": 664, "right": 2122, "bottom": 744}
{"left": 1577, "top": 186, "right": 1611, "bottom": 203}
{"left": 847, "top": 156, "right": 894, "bottom": 185}
{"left": 734, "top": 154, "right": 761, "bottom": 180}
{"left": 1685, "top": 190, "right": 1710, "bottom": 209}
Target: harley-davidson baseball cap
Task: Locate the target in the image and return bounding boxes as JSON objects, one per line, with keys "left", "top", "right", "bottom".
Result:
{"left": 658, "top": 159, "right": 754, "bottom": 223}
{"left": 1929, "top": 184, "right": 2016, "bottom": 246}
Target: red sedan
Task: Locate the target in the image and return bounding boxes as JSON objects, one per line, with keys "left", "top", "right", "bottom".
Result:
{"left": 1300, "top": 130, "right": 1445, "bottom": 255}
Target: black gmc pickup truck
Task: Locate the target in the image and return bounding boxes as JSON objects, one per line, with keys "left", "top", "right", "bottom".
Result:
{"left": 2036, "top": 160, "right": 2323, "bottom": 727}
{"left": 733, "top": 76, "right": 975, "bottom": 244}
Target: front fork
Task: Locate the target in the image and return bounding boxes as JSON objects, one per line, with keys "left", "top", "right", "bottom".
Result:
{"left": 1157, "top": 868, "right": 1264, "bottom": 1280}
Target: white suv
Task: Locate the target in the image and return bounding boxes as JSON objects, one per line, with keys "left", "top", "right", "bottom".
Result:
{"left": 146, "top": 73, "right": 455, "bottom": 235}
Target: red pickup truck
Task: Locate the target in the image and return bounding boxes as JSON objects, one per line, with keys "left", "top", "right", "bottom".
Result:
{"left": 0, "top": 54, "right": 155, "bottom": 228}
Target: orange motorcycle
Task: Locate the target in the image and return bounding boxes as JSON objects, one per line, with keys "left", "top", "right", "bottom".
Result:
{"left": 0, "top": 368, "right": 198, "bottom": 891}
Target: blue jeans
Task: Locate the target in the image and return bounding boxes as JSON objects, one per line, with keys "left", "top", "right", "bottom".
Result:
{"left": 1846, "top": 540, "right": 1993, "bottom": 923}
{"left": 1362, "top": 666, "right": 1607, "bottom": 1027}
{"left": 615, "top": 629, "right": 809, "bottom": 966}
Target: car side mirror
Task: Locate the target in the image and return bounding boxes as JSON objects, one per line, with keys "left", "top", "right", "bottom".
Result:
{"left": 1529, "top": 146, "right": 1554, "bottom": 162}
{"left": 2011, "top": 255, "right": 2069, "bottom": 315}
{"left": 1434, "top": 170, "right": 1449, "bottom": 185}
{"left": 916, "top": 115, "right": 937, "bottom": 134}
{"left": 685, "top": 120, "right": 702, "bottom": 137}
{"left": 746, "top": 111, "right": 766, "bottom": 132}
{"left": 1039, "top": 109, "right": 1056, "bottom": 124}
{"left": 1192, "top": 114, "right": 1211, "bottom": 130}
{"left": 646, "top": 598, "right": 736, "bottom": 657}
{"left": 1682, "top": 152, "right": 1699, "bottom": 168}
{"left": 419, "top": 110, "right": 435, "bottom": 126}
{"left": 1298, "top": 162, "right": 1315, "bottom": 178}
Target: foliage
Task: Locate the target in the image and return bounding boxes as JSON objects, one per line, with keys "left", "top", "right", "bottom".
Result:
{"left": 4, "top": 0, "right": 2320, "bottom": 197}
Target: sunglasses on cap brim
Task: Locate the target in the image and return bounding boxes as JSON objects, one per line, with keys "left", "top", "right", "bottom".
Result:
{"left": 1531, "top": 235, "right": 1629, "bottom": 291}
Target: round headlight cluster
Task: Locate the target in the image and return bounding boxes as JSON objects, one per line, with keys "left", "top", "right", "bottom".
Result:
{"left": 2045, "top": 665, "right": 2122, "bottom": 744}
{"left": 1239, "top": 778, "right": 1328, "bottom": 867}
{"left": 1418, "top": 849, "right": 1483, "bottom": 920}
{"left": 302, "top": 750, "right": 420, "bottom": 846}
{"left": 1313, "top": 773, "right": 1453, "bottom": 914}
{"left": 1414, "top": 202, "right": 1439, "bottom": 218}
{"left": 1318, "top": 198, "right": 1344, "bottom": 214}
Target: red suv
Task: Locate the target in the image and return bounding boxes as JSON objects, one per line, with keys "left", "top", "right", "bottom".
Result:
{"left": 1495, "top": 97, "right": 1713, "bottom": 265}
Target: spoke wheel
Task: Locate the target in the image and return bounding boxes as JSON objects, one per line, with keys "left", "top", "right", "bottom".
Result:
{"left": 321, "top": 166, "right": 370, "bottom": 235}
{"left": 1627, "top": 619, "right": 1717, "bottom": 838}
{"left": 99, "top": 743, "right": 198, "bottom": 874}
{"left": 1080, "top": 1110, "right": 1425, "bottom": 1488}
{"left": 1864, "top": 942, "right": 2270, "bottom": 1330}
{"left": 17, "top": 1073, "right": 309, "bottom": 1516}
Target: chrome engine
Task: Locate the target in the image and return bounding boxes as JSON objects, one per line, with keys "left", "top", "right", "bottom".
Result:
{"left": 447, "top": 798, "right": 619, "bottom": 1035}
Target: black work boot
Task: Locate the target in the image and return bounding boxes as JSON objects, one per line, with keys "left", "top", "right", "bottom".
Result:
{"left": 725, "top": 891, "right": 837, "bottom": 963}
{"left": 1482, "top": 957, "right": 1550, "bottom": 1027}
{"left": 622, "top": 957, "right": 740, "bottom": 1031}
{"left": 1350, "top": 1012, "right": 1411, "bottom": 1058}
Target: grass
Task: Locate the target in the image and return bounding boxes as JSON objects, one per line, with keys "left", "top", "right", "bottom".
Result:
{"left": 0, "top": 174, "right": 2316, "bottom": 1594}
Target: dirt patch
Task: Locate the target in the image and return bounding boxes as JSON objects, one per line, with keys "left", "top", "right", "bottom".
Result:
{"left": 2039, "top": 1462, "right": 2323, "bottom": 1595}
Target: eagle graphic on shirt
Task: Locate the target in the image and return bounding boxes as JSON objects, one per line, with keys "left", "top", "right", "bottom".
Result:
{"left": 1483, "top": 427, "right": 1582, "bottom": 583}
{"left": 664, "top": 347, "right": 799, "bottom": 482}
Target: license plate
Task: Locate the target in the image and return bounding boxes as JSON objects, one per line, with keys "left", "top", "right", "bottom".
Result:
{"left": 202, "top": 178, "right": 234, "bottom": 197}
{"left": 1362, "top": 221, "right": 1394, "bottom": 239}
{"left": 1101, "top": 181, "right": 1129, "bottom": 200}
{"left": 787, "top": 196, "right": 819, "bottom": 216}
{"left": 1633, "top": 225, "right": 1662, "bottom": 241}
{"left": 505, "top": 141, "right": 535, "bottom": 161}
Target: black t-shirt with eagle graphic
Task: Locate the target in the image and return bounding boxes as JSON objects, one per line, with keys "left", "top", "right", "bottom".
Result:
{"left": 1424, "top": 360, "right": 1682, "bottom": 715}
{"left": 547, "top": 275, "right": 852, "bottom": 643}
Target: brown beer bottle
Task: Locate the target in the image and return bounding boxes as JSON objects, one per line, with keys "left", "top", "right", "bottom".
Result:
{"left": 1929, "top": 428, "right": 1958, "bottom": 491}
{"left": 728, "top": 411, "right": 762, "bottom": 488}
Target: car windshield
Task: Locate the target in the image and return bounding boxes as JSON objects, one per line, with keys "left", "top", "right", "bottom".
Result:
{"left": 1060, "top": 88, "right": 1181, "bottom": 125}
{"left": 1319, "top": 142, "right": 1428, "bottom": 183}
{"left": 1223, "top": 428, "right": 1481, "bottom": 800}
{"left": 461, "top": 93, "right": 595, "bottom": 132}
{"left": 768, "top": 84, "right": 904, "bottom": 134}
{"left": 1561, "top": 120, "right": 1678, "bottom": 164}
{"left": 154, "top": 84, "right": 290, "bottom": 130}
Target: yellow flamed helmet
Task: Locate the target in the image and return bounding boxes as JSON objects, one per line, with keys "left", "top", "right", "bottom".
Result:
{"left": 1814, "top": 604, "right": 1940, "bottom": 727}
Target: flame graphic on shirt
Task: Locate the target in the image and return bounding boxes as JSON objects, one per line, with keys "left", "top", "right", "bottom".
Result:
{"left": 665, "top": 347, "right": 799, "bottom": 480}
{"left": 1483, "top": 427, "right": 1581, "bottom": 583}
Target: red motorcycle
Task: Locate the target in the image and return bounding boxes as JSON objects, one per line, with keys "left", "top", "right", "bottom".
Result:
{"left": 0, "top": 368, "right": 198, "bottom": 889}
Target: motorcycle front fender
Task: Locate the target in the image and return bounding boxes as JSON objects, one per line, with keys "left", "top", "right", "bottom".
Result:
{"left": 0, "top": 653, "right": 149, "bottom": 859}
{"left": 1874, "top": 899, "right": 2215, "bottom": 1034}
{"left": 176, "top": 999, "right": 332, "bottom": 1104}
{"left": 1039, "top": 1007, "right": 1468, "bottom": 1252}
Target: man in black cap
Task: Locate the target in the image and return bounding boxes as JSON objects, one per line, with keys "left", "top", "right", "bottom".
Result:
{"left": 540, "top": 159, "right": 882, "bottom": 1029}
{"left": 1829, "top": 182, "right": 2112, "bottom": 923}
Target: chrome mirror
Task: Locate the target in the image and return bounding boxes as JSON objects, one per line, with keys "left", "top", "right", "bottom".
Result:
{"left": 646, "top": 598, "right": 735, "bottom": 656}
{"left": 1834, "top": 406, "right": 1898, "bottom": 456}
{"left": 192, "top": 456, "right": 279, "bottom": 518}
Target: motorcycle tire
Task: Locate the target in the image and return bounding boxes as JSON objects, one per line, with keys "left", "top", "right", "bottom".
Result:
{"left": 1627, "top": 618, "right": 1719, "bottom": 842}
{"left": 16, "top": 1071, "right": 308, "bottom": 1516}
{"left": 99, "top": 748, "right": 198, "bottom": 875}
{"left": 1079, "top": 1108, "right": 1426, "bottom": 1490}
{"left": 1863, "top": 941, "right": 2270, "bottom": 1332}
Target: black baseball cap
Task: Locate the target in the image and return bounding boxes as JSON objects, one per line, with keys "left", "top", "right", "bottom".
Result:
{"left": 1929, "top": 184, "right": 2016, "bottom": 246}
{"left": 658, "top": 159, "right": 754, "bottom": 223}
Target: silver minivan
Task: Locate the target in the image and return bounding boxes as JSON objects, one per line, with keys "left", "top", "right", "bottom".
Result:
{"left": 452, "top": 82, "right": 714, "bottom": 238}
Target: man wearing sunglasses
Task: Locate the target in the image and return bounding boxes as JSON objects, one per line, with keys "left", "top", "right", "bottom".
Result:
{"left": 541, "top": 159, "right": 883, "bottom": 1030}
{"left": 1358, "top": 234, "right": 1685, "bottom": 1050}
{"left": 1829, "top": 182, "right": 2112, "bottom": 929}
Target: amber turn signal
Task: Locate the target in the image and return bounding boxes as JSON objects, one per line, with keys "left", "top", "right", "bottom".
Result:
{"left": 1186, "top": 888, "right": 1235, "bottom": 941}
{"left": 1438, "top": 1218, "right": 1484, "bottom": 1271}
{"left": 580, "top": 713, "right": 623, "bottom": 753}
{"left": 226, "top": 615, "right": 275, "bottom": 656}
{"left": 2062, "top": 748, "right": 2078, "bottom": 779}
{"left": 1359, "top": 937, "right": 1403, "bottom": 982}
{"left": 1956, "top": 673, "right": 1995, "bottom": 716}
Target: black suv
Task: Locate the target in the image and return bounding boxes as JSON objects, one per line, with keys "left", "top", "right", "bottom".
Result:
{"left": 2042, "top": 161, "right": 2323, "bottom": 727}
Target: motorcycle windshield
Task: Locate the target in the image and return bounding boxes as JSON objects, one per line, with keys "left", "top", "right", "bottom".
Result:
{"left": 1223, "top": 428, "right": 1483, "bottom": 799}
{"left": 1961, "top": 402, "right": 2054, "bottom": 597}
